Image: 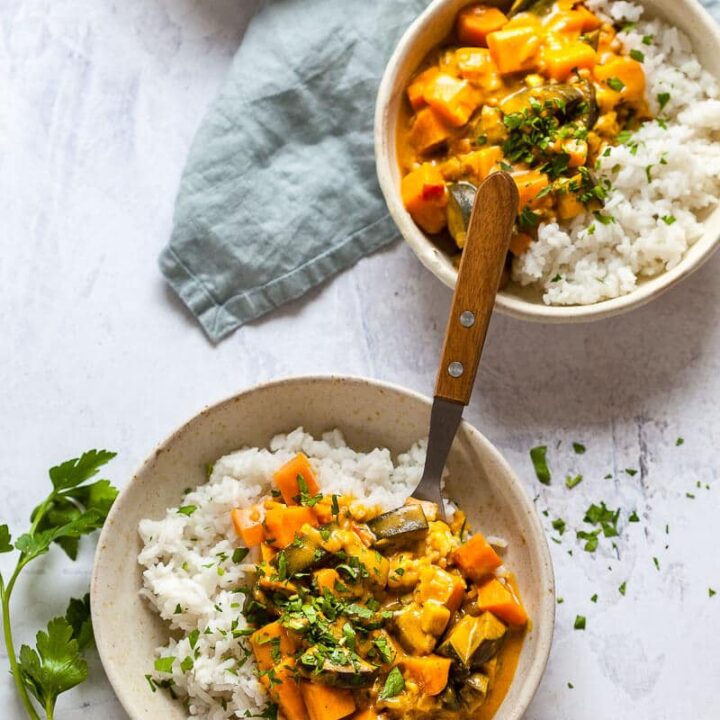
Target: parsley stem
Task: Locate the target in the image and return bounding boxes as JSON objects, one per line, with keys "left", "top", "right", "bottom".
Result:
{"left": 1, "top": 564, "right": 42, "bottom": 720}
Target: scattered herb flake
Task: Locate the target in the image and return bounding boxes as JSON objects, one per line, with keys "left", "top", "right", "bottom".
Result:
{"left": 630, "top": 49, "right": 644, "bottom": 62}
{"left": 590, "top": 594, "right": 598, "bottom": 603}
{"left": 574, "top": 615, "right": 586, "bottom": 630}
{"left": 710, "top": 588, "right": 717, "bottom": 598}
{"left": 676, "top": 437, "right": 684, "bottom": 446}
{"left": 619, "top": 581, "right": 627, "bottom": 596}
{"left": 233, "top": 547, "right": 250, "bottom": 564}
{"left": 177, "top": 505, "right": 197, "bottom": 516}
{"left": 662, "top": 215, "right": 676, "bottom": 225}
{"left": 154, "top": 656, "right": 175, "bottom": 674}
{"left": 565, "top": 474, "right": 583, "bottom": 490}
{"left": 628, "top": 510, "right": 640, "bottom": 523}
{"left": 572, "top": 442, "right": 586, "bottom": 455}
{"left": 530, "top": 446, "right": 551, "bottom": 485}
{"left": 552, "top": 518, "right": 567, "bottom": 536}
{"left": 379, "top": 667, "right": 405, "bottom": 700}
{"left": 625, "top": 468, "right": 638, "bottom": 477}
{"left": 653, "top": 557, "right": 660, "bottom": 571}
{"left": 657, "top": 92, "right": 671, "bottom": 111}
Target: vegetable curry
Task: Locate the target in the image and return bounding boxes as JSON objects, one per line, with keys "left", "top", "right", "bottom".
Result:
{"left": 398, "top": 0, "right": 650, "bottom": 259}
{"left": 231, "top": 453, "right": 528, "bottom": 720}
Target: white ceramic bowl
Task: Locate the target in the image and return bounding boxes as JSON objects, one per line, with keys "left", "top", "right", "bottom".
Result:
{"left": 375, "top": 0, "right": 720, "bottom": 323}
{"left": 92, "top": 376, "right": 555, "bottom": 720}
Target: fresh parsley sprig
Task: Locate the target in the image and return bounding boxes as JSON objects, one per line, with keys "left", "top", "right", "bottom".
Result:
{"left": 0, "top": 450, "right": 118, "bottom": 720}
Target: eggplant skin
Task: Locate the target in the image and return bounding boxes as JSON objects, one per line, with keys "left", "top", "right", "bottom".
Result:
{"left": 507, "top": 0, "right": 555, "bottom": 17}
{"left": 447, "top": 182, "right": 477, "bottom": 248}
{"left": 437, "top": 612, "right": 506, "bottom": 669}
{"left": 298, "top": 650, "right": 379, "bottom": 688}
{"left": 367, "top": 505, "right": 429, "bottom": 549}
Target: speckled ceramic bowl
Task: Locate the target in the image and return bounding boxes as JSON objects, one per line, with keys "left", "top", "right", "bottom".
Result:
{"left": 375, "top": 0, "right": 720, "bottom": 323}
{"left": 91, "top": 376, "right": 555, "bottom": 720}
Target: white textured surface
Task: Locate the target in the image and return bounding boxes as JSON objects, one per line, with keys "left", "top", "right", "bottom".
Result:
{"left": 1, "top": 1, "right": 719, "bottom": 718}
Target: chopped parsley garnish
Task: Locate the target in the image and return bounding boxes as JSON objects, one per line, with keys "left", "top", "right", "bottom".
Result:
{"left": 662, "top": 215, "right": 676, "bottom": 226}
{"left": 568, "top": 682, "right": 574, "bottom": 689}
{"left": 296, "top": 474, "right": 322, "bottom": 507}
{"left": 576, "top": 529, "right": 600, "bottom": 552}
{"left": 625, "top": 468, "right": 638, "bottom": 477}
{"left": 686, "top": 492, "right": 696, "bottom": 499}
{"left": 574, "top": 615, "right": 586, "bottom": 630}
{"left": 628, "top": 510, "right": 640, "bottom": 523}
{"left": 572, "top": 442, "right": 586, "bottom": 455}
{"left": 657, "top": 92, "right": 671, "bottom": 111}
{"left": 552, "top": 518, "right": 567, "bottom": 536}
{"left": 180, "top": 656, "right": 194, "bottom": 673}
{"left": 710, "top": 588, "right": 717, "bottom": 598}
{"left": 593, "top": 211, "right": 614, "bottom": 225}
{"left": 653, "top": 556, "right": 660, "bottom": 571}
{"left": 530, "top": 446, "right": 551, "bottom": 485}
{"left": 154, "top": 656, "right": 175, "bottom": 673}
{"left": 676, "top": 437, "right": 684, "bottom": 446}
{"left": 557, "top": 597, "right": 564, "bottom": 604}
{"left": 630, "top": 49, "right": 645, "bottom": 62}
{"left": 584, "top": 502, "right": 620, "bottom": 537}
{"left": 565, "top": 474, "right": 583, "bottom": 490}
{"left": 607, "top": 77, "right": 625, "bottom": 92}
{"left": 619, "top": 581, "right": 627, "bottom": 596}
{"left": 645, "top": 165, "right": 654, "bottom": 183}
{"left": 642, "top": 35, "right": 654, "bottom": 45}
{"left": 331, "top": 495, "right": 340, "bottom": 519}
{"left": 379, "top": 667, "right": 405, "bottom": 700}
{"left": 590, "top": 594, "right": 598, "bottom": 603}
{"left": 177, "top": 505, "right": 197, "bottom": 516}
{"left": 518, "top": 205, "right": 541, "bottom": 230}
{"left": 373, "top": 636, "right": 395, "bottom": 663}
{"left": 233, "top": 547, "right": 250, "bottom": 564}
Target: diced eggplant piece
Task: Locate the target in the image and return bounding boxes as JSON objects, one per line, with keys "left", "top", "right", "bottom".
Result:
{"left": 273, "top": 527, "right": 333, "bottom": 577}
{"left": 439, "top": 685, "right": 461, "bottom": 712}
{"left": 447, "top": 182, "right": 477, "bottom": 248}
{"left": 394, "top": 603, "right": 437, "bottom": 655}
{"left": 298, "top": 647, "right": 379, "bottom": 688}
{"left": 367, "top": 505, "right": 429, "bottom": 550}
{"left": 508, "top": 0, "right": 555, "bottom": 17}
{"left": 580, "top": 29, "right": 601, "bottom": 51}
{"left": 438, "top": 612, "right": 506, "bottom": 669}
{"left": 500, "top": 81, "right": 598, "bottom": 130}
{"left": 460, "top": 673, "right": 490, "bottom": 712}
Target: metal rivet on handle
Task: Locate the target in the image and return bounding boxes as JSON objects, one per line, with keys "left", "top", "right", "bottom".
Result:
{"left": 459, "top": 310, "right": 475, "bottom": 328}
{"left": 448, "top": 361, "right": 464, "bottom": 378}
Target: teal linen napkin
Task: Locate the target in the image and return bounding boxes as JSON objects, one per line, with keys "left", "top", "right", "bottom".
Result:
{"left": 160, "top": 0, "right": 428, "bottom": 341}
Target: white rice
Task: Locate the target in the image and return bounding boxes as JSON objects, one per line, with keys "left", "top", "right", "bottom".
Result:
{"left": 511, "top": 0, "right": 720, "bottom": 305}
{"left": 138, "top": 428, "right": 426, "bottom": 719}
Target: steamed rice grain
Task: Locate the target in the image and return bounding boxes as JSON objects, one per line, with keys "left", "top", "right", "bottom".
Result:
{"left": 138, "top": 428, "right": 426, "bottom": 719}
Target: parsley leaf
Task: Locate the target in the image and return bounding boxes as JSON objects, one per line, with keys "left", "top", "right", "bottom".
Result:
{"left": 574, "top": 615, "right": 586, "bottom": 630}
{"left": 530, "top": 446, "right": 551, "bottom": 485}
{"left": 0, "top": 450, "right": 118, "bottom": 718}
{"left": 18, "top": 617, "right": 89, "bottom": 716}
{"left": 379, "top": 667, "right": 405, "bottom": 700}
{"left": 657, "top": 92, "right": 671, "bottom": 111}
{"left": 629, "top": 49, "right": 644, "bottom": 62}
{"left": 607, "top": 77, "right": 625, "bottom": 92}
{"left": 48, "top": 450, "right": 117, "bottom": 491}
{"left": 0, "top": 524, "right": 12, "bottom": 553}
{"left": 572, "top": 442, "right": 586, "bottom": 455}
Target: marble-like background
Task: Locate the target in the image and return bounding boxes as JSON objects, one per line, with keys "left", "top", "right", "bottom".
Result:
{"left": 1, "top": 0, "right": 719, "bottom": 718}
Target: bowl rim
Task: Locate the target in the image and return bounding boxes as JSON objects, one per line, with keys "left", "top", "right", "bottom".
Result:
{"left": 374, "top": 0, "right": 720, "bottom": 324}
{"left": 91, "top": 374, "right": 556, "bottom": 720}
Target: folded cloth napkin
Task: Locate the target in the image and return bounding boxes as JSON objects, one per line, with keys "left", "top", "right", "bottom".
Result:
{"left": 160, "top": 0, "right": 428, "bottom": 341}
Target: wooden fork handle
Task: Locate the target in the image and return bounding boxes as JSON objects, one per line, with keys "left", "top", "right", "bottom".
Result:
{"left": 434, "top": 172, "right": 519, "bottom": 405}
